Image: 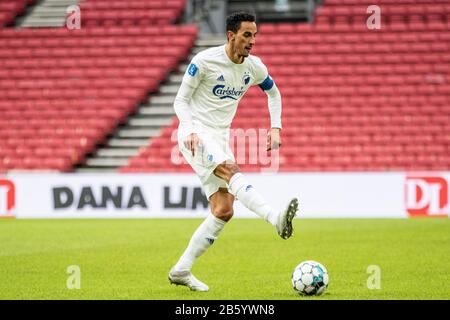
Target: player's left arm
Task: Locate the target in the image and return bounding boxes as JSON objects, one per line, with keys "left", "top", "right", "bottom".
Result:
{"left": 257, "top": 73, "right": 282, "bottom": 151}
{"left": 253, "top": 57, "right": 282, "bottom": 151}
{"left": 262, "top": 80, "right": 282, "bottom": 151}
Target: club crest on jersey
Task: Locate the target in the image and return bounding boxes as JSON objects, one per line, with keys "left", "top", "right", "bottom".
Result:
{"left": 187, "top": 63, "right": 198, "bottom": 76}
{"left": 242, "top": 74, "right": 251, "bottom": 85}
{"left": 212, "top": 85, "right": 245, "bottom": 100}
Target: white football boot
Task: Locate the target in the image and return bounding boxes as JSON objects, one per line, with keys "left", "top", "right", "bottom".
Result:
{"left": 276, "top": 198, "right": 299, "bottom": 239}
{"left": 168, "top": 268, "right": 209, "bottom": 292}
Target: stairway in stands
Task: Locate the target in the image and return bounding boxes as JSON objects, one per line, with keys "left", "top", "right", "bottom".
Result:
{"left": 79, "top": 36, "right": 225, "bottom": 172}
{"left": 18, "top": 0, "right": 79, "bottom": 27}
{"left": 18, "top": 0, "right": 186, "bottom": 28}
{"left": 0, "top": 0, "right": 36, "bottom": 27}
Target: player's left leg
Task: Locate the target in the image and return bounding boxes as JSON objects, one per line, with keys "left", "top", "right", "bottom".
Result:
{"left": 169, "top": 188, "right": 234, "bottom": 291}
{"left": 214, "top": 161, "right": 298, "bottom": 240}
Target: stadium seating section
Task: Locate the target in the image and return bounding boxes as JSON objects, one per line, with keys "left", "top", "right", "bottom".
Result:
{"left": 316, "top": 0, "right": 450, "bottom": 25}
{"left": 0, "top": 0, "right": 34, "bottom": 27}
{"left": 1, "top": 0, "right": 449, "bottom": 173}
{"left": 122, "top": 0, "right": 450, "bottom": 172}
{"left": 79, "top": 0, "right": 186, "bottom": 26}
{"left": 0, "top": 25, "right": 197, "bottom": 172}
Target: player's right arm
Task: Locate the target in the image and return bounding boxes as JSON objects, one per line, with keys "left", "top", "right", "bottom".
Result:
{"left": 173, "top": 57, "right": 204, "bottom": 156}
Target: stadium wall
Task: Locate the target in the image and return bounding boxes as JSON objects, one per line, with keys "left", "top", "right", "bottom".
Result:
{"left": 0, "top": 173, "right": 449, "bottom": 219}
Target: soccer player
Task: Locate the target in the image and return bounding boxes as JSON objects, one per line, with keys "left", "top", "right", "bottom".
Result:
{"left": 169, "top": 12, "right": 299, "bottom": 291}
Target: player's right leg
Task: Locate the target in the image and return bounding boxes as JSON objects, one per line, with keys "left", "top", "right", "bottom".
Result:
{"left": 169, "top": 188, "right": 234, "bottom": 291}
{"left": 214, "top": 161, "right": 299, "bottom": 240}
{"left": 170, "top": 129, "right": 233, "bottom": 291}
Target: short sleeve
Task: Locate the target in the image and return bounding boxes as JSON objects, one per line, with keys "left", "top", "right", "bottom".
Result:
{"left": 182, "top": 54, "right": 205, "bottom": 89}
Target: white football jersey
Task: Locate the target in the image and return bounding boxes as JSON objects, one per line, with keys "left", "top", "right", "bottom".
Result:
{"left": 181, "top": 45, "right": 274, "bottom": 130}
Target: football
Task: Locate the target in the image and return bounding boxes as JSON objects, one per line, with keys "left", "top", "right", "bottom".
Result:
{"left": 291, "top": 260, "right": 329, "bottom": 296}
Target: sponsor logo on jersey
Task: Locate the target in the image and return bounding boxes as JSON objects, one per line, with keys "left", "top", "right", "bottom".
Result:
{"left": 217, "top": 75, "right": 225, "bottom": 81}
{"left": 212, "top": 85, "right": 245, "bottom": 100}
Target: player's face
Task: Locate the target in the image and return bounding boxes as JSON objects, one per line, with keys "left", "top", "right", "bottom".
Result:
{"left": 230, "top": 21, "right": 257, "bottom": 58}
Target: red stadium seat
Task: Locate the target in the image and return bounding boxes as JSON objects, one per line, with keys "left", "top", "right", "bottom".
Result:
{"left": 0, "top": 21, "right": 197, "bottom": 171}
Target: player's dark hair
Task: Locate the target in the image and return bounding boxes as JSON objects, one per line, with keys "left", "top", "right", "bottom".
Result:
{"left": 226, "top": 12, "right": 256, "bottom": 34}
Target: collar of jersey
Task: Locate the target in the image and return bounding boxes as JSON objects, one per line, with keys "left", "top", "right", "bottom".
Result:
{"left": 223, "top": 44, "right": 246, "bottom": 66}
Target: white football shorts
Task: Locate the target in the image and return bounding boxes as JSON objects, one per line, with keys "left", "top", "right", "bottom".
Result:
{"left": 178, "top": 126, "right": 235, "bottom": 199}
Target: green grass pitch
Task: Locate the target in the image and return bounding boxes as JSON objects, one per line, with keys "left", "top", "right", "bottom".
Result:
{"left": 0, "top": 218, "right": 449, "bottom": 300}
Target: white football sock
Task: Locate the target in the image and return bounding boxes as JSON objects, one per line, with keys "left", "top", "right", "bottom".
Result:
{"left": 228, "top": 173, "right": 278, "bottom": 226}
{"left": 173, "top": 214, "right": 226, "bottom": 272}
